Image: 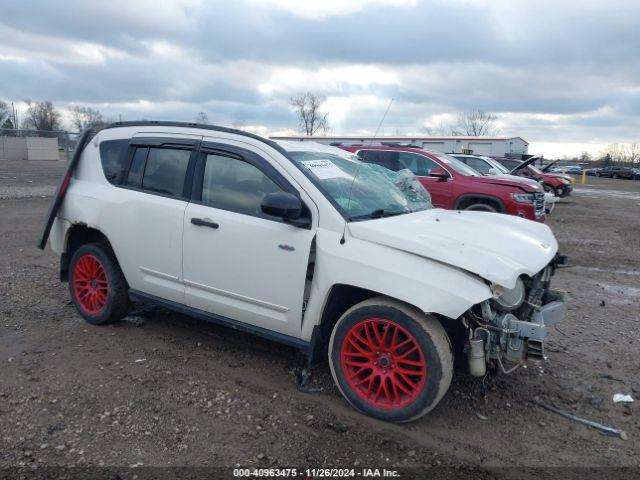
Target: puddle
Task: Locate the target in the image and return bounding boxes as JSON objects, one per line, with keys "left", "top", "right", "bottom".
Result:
{"left": 572, "top": 265, "right": 640, "bottom": 277}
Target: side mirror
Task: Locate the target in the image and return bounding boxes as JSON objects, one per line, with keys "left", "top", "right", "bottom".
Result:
{"left": 429, "top": 168, "right": 448, "bottom": 180}
{"left": 261, "top": 192, "right": 310, "bottom": 227}
{"left": 487, "top": 168, "right": 498, "bottom": 175}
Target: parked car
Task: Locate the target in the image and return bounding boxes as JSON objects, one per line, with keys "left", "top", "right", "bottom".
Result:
{"left": 584, "top": 168, "right": 602, "bottom": 176}
{"left": 550, "top": 165, "right": 582, "bottom": 174}
{"left": 493, "top": 157, "right": 573, "bottom": 197}
{"left": 339, "top": 146, "right": 546, "bottom": 222}
{"left": 38, "top": 122, "right": 566, "bottom": 423}
{"left": 632, "top": 168, "right": 640, "bottom": 180}
{"left": 537, "top": 160, "right": 576, "bottom": 184}
{"left": 452, "top": 154, "right": 557, "bottom": 213}
{"left": 596, "top": 165, "right": 635, "bottom": 179}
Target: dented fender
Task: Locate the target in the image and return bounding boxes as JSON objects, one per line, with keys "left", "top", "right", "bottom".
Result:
{"left": 300, "top": 228, "right": 493, "bottom": 341}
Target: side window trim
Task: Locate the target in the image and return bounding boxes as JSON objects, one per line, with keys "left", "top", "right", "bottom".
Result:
{"left": 124, "top": 146, "right": 149, "bottom": 189}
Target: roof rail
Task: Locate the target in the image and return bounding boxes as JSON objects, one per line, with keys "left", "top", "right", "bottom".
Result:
{"left": 102, "top": 121, "right": 289, "bottom": 156}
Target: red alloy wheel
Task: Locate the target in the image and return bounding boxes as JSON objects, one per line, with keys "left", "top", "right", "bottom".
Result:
{"left": 72, "top": 254, "right": 109, "bottom": 315}
{"left": 341, "top": 318, "right": 427, "bottom": 409}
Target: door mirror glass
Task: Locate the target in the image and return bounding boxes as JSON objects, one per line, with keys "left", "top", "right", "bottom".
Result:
{"left": 261, "top": 192, "right": 302, "bottom": 220}
{"left": 429, "top": 168, "right": 448, "bottom": 179}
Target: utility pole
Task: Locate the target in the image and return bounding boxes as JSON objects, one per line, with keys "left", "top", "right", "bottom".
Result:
{"left": 11, "top": 102, "right": 18, "bottom": 129}
{"left": 370, "top": 98, "right": 394, "bottom": 145}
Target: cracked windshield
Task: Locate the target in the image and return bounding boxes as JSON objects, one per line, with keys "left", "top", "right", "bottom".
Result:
{"left": 289, "top": 151, "right": 432, "bottom": 220}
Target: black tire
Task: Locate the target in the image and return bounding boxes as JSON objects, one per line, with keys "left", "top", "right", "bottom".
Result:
{"left": 68, "top": 242, "right": 130, "bottom": 325}
{"left": 465, "top": 202, "right": 498, "bottom": 213}
{"left": 328, "top": 297, "right": 453, "bottom": 423}
{"left": 613, "top": 174, "right": 619, "bottom": 179}
{"left": 595, "top": 172, "right": 601, "bottom": 177}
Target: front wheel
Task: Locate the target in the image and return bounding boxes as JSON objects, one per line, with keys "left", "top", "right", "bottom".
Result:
{"left": 465, "top": 202, "right": 498, "bottom": 213}
{"left": 329, "top": 298, "right": 453, "bottom": 422}
{"left": 69, "top": 243, "right": 131, "bottom": 325}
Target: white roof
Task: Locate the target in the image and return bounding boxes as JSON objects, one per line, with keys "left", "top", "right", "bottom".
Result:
{"left": 275, "top": 140, "right": 356, "bottom": 158}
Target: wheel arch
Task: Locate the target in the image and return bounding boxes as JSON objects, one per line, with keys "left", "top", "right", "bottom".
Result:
{"left": 61, "top": 224, "right": 119, "bottom": 282}
{"left": 307, "top": 284, "right": 452, "bottom": 367}
{"left": 454, "top": 193, "right": 505, "bottom": 212}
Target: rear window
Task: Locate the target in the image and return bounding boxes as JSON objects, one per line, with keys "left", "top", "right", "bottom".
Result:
{"left": 99, "top": 139, "right": 129, "bottom": 184}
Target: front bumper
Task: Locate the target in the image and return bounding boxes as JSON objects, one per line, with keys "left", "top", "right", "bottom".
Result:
{"left": 557, "top": 185, "right": 572, "bottom": 197}
{"left": 503, "top": 290, "right": 566, "bottom": 361}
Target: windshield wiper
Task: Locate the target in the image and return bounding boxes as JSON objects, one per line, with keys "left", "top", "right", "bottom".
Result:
{"left": 351, "top": 208, "right": 408, "bottom": 220}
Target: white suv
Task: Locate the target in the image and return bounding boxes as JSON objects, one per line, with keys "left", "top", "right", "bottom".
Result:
{"left": 38, "top": 122, "right": 566, "bottom": 422}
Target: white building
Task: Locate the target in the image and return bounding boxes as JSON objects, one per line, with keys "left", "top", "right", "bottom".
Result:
{"left": 270, "top": 135, "right": 528, "bottom": 157}
{"left": 0, "top": 136, "right": 59, "bottom": 161}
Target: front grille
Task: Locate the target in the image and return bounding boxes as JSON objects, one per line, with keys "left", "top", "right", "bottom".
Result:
{"left": 534, "top": 192, "right": 545, "bottom": 216}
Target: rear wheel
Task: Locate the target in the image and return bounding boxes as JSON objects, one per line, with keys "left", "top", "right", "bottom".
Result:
{"left": 69, "top": 243, "right": 130, "bottom": 325}
{"left": 329, "top": 298, "right": 453, "bottom": 422}
{"left": 613, "top": 173, "right": 619, "bottom": 179}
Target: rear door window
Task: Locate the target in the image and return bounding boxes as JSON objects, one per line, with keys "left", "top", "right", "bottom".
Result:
{"left": 124, "top": 146, "right": 192, "bottom": 198}
{"left": 357, "top": 150, "right": 401, "bottom": 171}
{"left": 142, "top": 148, "right": 191, "bottom": 196}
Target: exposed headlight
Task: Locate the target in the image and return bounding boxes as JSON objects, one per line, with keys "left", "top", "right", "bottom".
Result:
{"left": 490, "top": 278, "right": 526, "bottom": 311}
{"left": 511, "top": 193, "right": 535, "bottom": 204}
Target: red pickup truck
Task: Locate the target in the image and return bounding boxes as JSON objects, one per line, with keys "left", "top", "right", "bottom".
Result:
{"left": 339, "top": 146, "right": 546, "bottom": 222}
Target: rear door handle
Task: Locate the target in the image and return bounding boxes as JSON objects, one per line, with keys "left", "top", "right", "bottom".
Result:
{"left": 191, "top": 217, "right": 219, "bottom": 229}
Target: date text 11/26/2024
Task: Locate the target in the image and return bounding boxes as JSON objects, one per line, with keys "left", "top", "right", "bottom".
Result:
{"left": 232, "top": 468, "right": 400, "bottom": 478}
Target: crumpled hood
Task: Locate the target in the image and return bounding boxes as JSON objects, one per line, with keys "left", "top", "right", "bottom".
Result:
{"left": 473, "top": 175, "right": 541, "bottom": 192}
{"left": 348, "top": 209, "right": 557, "bottom": 288}
{"left": 491, "top": 173, "right": 541, "bottom": 189}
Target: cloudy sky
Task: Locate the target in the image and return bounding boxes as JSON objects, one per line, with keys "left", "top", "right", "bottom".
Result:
{"left": 1, "top": 0, "right": 639, "bottom": 158}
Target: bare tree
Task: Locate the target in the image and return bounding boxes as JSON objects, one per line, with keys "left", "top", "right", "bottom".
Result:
{"left": 601, "top": 143, "right": 624, "bottom": 163}
{"left": 579, "top": 151, "right": 592, "bottom": 163}
{"left": 22, "top": 100, "right": 62, "bottom": 131}
{"left": 290, "top": 92, "right": 329, "bottom": 136}
{"left": 195, "top": 111, "right": 209, "bottom": 124}
{"left": 452, "top": 109, "right": 499, "bottom": 136}
{"left": 71, "top": 105, "right": 105, "bottom": 132}
{"left": 420, "top": 122, "right": 448, "bottom": 136}
{"left": 623, "top": 143, "right": 639, "bottom": 165}
{"left": 0, "top": 100, "right": 10, "bottom": 126}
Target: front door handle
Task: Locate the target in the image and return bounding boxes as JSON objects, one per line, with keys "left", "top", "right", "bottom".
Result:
{"left": 191, "top": 217, "right": 219, "bottom": 229}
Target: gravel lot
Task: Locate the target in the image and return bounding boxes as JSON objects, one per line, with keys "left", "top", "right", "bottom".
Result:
{"left": 1, "top": 160, "right": 639, "bottom": 477}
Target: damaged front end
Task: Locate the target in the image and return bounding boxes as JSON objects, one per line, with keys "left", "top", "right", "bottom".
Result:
{"left": 463, "top": 254, "right": 567, "bottom": 376}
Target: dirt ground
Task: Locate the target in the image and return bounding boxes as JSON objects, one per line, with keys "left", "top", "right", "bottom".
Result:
{"left": 1, "top": 161, "right": 639, "bottom": 478}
